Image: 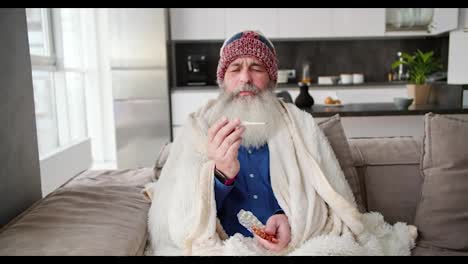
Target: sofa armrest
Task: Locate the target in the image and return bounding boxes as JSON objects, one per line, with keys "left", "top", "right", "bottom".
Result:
{"left": 0, "top": 169, "right": 153, "bottom": 256}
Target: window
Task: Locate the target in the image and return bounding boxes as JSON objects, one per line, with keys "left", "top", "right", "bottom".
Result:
{"left": 26, "top": 8, "right": 53, "bottom": 57}
{"left": 31, "top": 70, "right": 59, "bottom": 155}
{"left": 26, "top": 8, "right": 88, "bottom": 157}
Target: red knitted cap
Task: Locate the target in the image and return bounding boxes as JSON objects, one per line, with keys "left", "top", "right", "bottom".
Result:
{"left": 217, "top": 30, "right": 278, "bottom": 84}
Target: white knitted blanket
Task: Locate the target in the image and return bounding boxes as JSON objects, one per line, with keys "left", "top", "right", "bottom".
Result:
{"left": 144, "top": 99, "right": 416, "bottom": 256}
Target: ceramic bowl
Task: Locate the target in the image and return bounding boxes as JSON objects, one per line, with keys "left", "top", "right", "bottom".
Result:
{"left": 393, "top": 97, "right": 414, "bottom": 109}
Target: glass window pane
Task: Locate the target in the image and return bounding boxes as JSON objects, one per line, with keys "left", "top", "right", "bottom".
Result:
{"left": 32, "top": 70, "right": 59, "bottom": 156}
{"left": 26, "top": 8, "right": 51, "bottom": 57}
{"left": 59, "top": 9, "right": 83, "bottom": 69}
{"left": 65, "top": 72, "right": 87, "bottom": 141}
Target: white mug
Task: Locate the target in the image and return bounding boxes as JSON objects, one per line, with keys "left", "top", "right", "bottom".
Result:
{"left": 340, "top": 74, "right": 352, "bottom": 84}
{"left": 353, "top": 73, "right": 364, "bottom": 84}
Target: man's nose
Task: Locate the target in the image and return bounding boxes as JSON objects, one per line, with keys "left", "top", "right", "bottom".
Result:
{"left": 238, "top": 68, "right": 252, "bottom": 84}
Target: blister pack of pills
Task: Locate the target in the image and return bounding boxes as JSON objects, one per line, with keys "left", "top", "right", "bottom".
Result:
{"left": 237, "top": 209, "right": 278, "bottom": 243}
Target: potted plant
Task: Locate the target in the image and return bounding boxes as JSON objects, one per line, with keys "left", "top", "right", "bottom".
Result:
{"left": 391, "top": 49, "right": 442, "bottom": 105}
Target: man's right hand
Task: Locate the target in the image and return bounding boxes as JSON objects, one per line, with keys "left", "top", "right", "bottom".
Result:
{"left": 207, "top": 117, "right": 245, "bottom": 179}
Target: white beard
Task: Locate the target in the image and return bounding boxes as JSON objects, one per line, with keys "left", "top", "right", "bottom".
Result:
{"left": 205, "top": 84, "right": 282, "bottom": 149}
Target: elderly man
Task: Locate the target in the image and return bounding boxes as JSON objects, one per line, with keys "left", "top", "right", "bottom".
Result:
{"left": 145, "top": 30, "right": 417, "bottom": 256}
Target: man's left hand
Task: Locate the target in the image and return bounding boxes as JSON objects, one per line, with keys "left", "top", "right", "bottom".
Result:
{"left": 254, "top": 213, "right": 291, "bottom": 252}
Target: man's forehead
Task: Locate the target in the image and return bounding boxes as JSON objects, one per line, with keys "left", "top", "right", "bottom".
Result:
{"left": 228, "top": 57, "right": 265, "bottom": 67}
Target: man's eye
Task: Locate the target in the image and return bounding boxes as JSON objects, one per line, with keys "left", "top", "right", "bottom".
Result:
{"left": 251, "top": 66, "right": 265, "bottom": 72}
{"left": 229, "top": 68, "right": 240, "bottom": 72}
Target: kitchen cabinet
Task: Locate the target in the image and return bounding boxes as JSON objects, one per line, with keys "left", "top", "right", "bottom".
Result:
{"left": 170, "top": 8, "right": 225, "bottom": 40}
{"left": 430, "top": 8, "right": 459, "bottom": 35}
{"left": 171, "top": 89, "right": 218, "bottom": 126}
{"left": 278, "top": 9, "right": 333, "bottom": 38}
{"left": 170, "top": 8, "right": 459, "bottom": 41}
{"left": 448, "top": 9, "right": 468, "bottom": 85}
{"left": 225, "top": 8, "right": 279, "bottom": 39}
{"left": 385, "top": 8, "right": 458, "bottom": 37}
{"left": 171, "top": 89, "right": 219, "bottom": 139}
{"left": 332, "top": 8, "right": 385, "bottom": 37}
{"left": 448, "top": 32, "right": 468, "bottom": 84}
{"left": 465, "top": 8, "right": 468, "bottom": 31}
{"left": 278, "top": 8, "right": 384, "bottom": 39}
{"left": 335, "top": 88, "right": 407, "bottom": 104}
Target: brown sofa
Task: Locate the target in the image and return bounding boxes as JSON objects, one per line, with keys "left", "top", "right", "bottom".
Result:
{"left": 0, "top": 115, "right": 466, "bottom": 255}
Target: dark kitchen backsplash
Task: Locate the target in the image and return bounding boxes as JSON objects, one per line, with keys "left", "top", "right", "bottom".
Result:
{"left": 171, "top": 36, "right": 449, "bottom": 87}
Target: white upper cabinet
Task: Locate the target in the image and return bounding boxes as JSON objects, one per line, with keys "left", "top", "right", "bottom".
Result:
{"left": 448, "top": 31, "right": 468, "bottom": 84}
{"left": 170, "top": 8, "right": 225, "bottom": 40}
{"left": 448, "top": 8, "right": 468, "bottom": 84}
{"left": 429, "top": 8, "right": 459, "bottom": 35}
{"left": 170, "top": 8, "right": 460, "bottom": 40}
{"left": 278, "top": 9, "right": 333, "bottom": 38}
{"left": 332, "top": 8, "right": 385, "bottom": 37}
{"left": 385, "top": 8, "right": 458, "bottom": 36}
{"left": 465, "top": 8, "right": 468, "bottom": 31}
{"left": 224, "top": 8, "right": 279, "bottom": 38}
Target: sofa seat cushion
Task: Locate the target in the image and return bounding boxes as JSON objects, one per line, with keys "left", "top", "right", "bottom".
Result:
{"left": 348, "top": 137, "right": 422, "bottom": 225}
{"left": 65, "top": 167, "right": 154, "bottom": 188}
{"left": 414, "top": 113, "right": 468, "bottom": 253}
{"left": 0, "top": 169, "right": 152, "bottom": 256}
{"left": 412, "top": 245, "right": 468, "bottom": 256}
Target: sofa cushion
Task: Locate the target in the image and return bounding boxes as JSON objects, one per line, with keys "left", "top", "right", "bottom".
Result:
{"left": 0, "top": 171, "right": 151, "bottom": 256}
{"left": 349, "top": 137, "right": 422, "bottom": 225}
{"left": 412, "top": 245, "right": 468, "bottom": 256}
{"left": 318, "top": 114, "right": 366, "bottom": 213}
{"left": 413, "top": 113, "right": 468, "bottom": 253}
{"left": 66, "top": 167, "right": 154, "bottom": 188}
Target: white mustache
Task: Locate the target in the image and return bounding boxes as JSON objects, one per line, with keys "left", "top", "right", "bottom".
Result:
{"left": 233, "top": 84, "right": 260, "bottom": 96}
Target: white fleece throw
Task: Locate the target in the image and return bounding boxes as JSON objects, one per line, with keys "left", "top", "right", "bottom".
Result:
{"left": 145, "top": 99, "right": 416, "bottom": 256}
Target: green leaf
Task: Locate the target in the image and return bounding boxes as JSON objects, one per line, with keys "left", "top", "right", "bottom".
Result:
{"left": 390, "top": 49, "right": 442, "bottom": 84}
{"left": 401, "top": 53, "right": 414, "bottom": 63}
{"left": 391, "top": 61, "right": 402, "bottom": 69}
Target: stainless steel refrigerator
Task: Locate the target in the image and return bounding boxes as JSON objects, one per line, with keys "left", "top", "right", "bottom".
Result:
{"left": 109, "top": 8, "right": 171, "bottom": 169}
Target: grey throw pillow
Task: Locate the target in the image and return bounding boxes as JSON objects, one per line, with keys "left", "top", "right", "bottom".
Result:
{"left": 318, "top": 114, "right": 366, "bottom": 213}
{"left": 414, "top": 113, "right": 468, "bottom": 252}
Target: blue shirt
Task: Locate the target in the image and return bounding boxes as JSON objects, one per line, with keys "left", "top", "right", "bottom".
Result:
{"left": 214, "top": 144, "right": 283, "bottom": 237}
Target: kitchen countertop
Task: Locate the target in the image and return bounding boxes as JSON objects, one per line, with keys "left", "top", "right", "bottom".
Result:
{"left": 171, "top": 81, "right": 460, "bottom": 91}
{"left": 172, "top": 81, "right": 408, "bottom": 91}
{"left": 301, "top": 102, "right": 468, "bottom": 117}
{"left": 276, "top": 81, "right": 408, "bottom": 89}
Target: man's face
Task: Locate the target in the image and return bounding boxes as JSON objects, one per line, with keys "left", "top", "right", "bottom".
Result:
{"left": 223, "top": 57, "right": 270, "bottom": 96}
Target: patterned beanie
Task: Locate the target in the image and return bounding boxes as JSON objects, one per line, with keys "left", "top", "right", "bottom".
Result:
{"left": 216, "top": 30, "right": 278, "bottom": 84}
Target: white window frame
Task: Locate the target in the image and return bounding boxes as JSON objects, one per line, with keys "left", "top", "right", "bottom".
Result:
{"left": 30, "top": 8, "right": 91, "bottom": 152}
{"left": 29, "top": 8, "right": 56, "bottom": 68}
{"left": 31, "top": 8, "right": 117, "bottom": 167}
{"left": 54, "top": 9, "right": 89, "bottom": 146}
{"left": 50, "top": 8, "right": 71, "bottom": 146}
{"left": 28, "top": 8, "right": 60, "bottom": 157}
{"left": 27, "top": 8, "right": 94, "bottom": 196}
